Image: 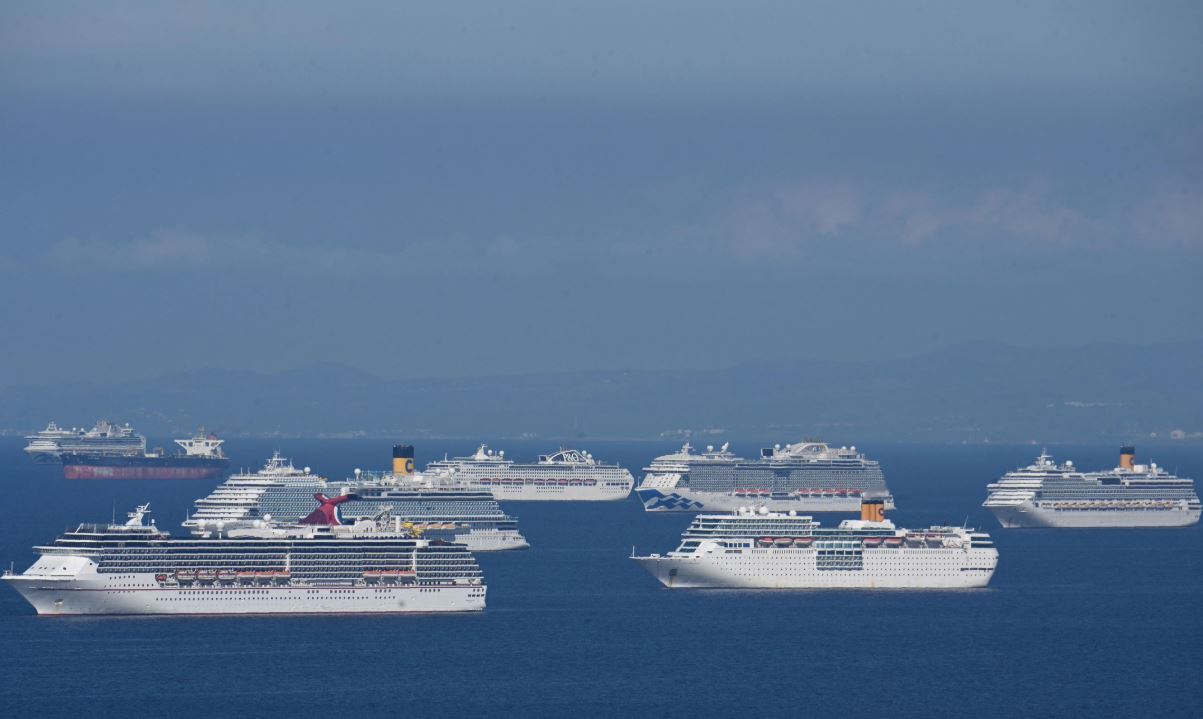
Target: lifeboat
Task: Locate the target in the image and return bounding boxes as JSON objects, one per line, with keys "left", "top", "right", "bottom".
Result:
{"left": 862, "top": 537, "right": 883, "bottom": 547}
{"left": 774, "top": 537, "right": 793, "bottom": 547}
{"left": 217, "top": 570, "right": 237, "bottom": 582}
{"left": 254, "top": 571, "right": 275, "bottom": 583}
{"left": 884, "top": 537, "right": 904, "bottom": 548}
{"left": 905, "top": 535, "right": 924, "bottom": 547}
{"left": 848, "top": 489, "right": 862, "bottom": 496}
{"left": 175, "top": 570, "right": 196, "bottom": 583}
{"left": 154, "top": 573, "right": 169, "bottom": 583}
{"left": 793, "top": 537, "right": 814, "bottom": 547}
{"left": 757, "top": 537, "right": 774, "bottom": 547}
{"left": 236, "top": 571, "right": 256, "bottom": 583}
{"left": 196, "top": 570, "right": 216, "bottom": 583}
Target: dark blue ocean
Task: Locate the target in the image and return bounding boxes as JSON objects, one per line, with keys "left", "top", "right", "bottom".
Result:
{"left": 1, "top": 438, "right": 1199, "bottom": 718}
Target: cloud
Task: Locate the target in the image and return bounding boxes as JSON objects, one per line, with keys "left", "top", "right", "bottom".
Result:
{"left": 49, "top": 228, "right": 220, "bottom": 270}
{"left": 682, "top": 177, "right": 1199, "bottom": 265}
{"left": 43, "top": 227, "right": 555, "bottom": 277}
{"left": 1136, "top": 184, "right": 1203, "bottom": 248}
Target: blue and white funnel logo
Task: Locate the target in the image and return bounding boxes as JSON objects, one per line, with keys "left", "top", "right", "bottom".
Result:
{"left": 637, "top": 489, "right": 705, "bottom": 511}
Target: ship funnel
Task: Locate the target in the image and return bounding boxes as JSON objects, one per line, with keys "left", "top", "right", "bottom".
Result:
{"left": 1120, "top": 446, "right": 1136, "bottom": 470}
{"left": 393, "top": 444, "right": 415, "bottom": 476}
{"left": 860, "top": 498, "right": 886, "bottom": 522}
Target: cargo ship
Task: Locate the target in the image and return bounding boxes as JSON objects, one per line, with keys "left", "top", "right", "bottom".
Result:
{"left": 61, "top": 432, "right": 229, "bottom": 480}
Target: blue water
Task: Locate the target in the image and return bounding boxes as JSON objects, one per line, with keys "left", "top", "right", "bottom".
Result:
{"left": 1, "top": 438, "right": 1199, "bottom": 718}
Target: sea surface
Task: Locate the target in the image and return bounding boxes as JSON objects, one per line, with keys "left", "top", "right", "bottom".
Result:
{"left": 0, "top": 438, "right": 1199, "bottom": 718}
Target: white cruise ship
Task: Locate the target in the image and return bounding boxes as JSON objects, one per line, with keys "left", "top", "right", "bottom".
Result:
{"left": 636, "top": 441, "right": 894, "bottom": 512}
{"left": 632, "top": 500, "right": 997, "bottom": 589}
{"left": 186, "top": 450, "right": 529, "bottom": 552}
{"left": 4, "top": 503, "right": 486, "bottom": 615}
{"left": 424, "top": 445, "right": 634, "bottom": 501}
{"left": 24, "top": 420, "right": 145, "bottom": 462}
{"left": 983, "top": 447, "right": 1201, "bottom": 528}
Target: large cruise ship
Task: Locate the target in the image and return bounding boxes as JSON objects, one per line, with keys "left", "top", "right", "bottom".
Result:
{"left": 424, "top": 445, "right": 634, "bottom": 501}
{"left": 24, "top": 420, "right": 145, "bottom": 462}
{"left": 635, "top": 440, "right": 894, "bottom": 512}
{"left": 983, "top": 447, "right": 1201, "bottom": 528}
{"left": 632, "top": 500, "right": 997, "bottom": 589}
{"left": 4, "top": 503, "right": 486, "bottom": 615}
{"left": 186, "top": 449, "right": 529, "bottom": 551}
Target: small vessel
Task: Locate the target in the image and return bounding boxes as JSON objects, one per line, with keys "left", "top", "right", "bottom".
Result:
{"left": 631, "top": 499, "right": 997, "bottom": 589}
{"left": 424, "top": 445, "right": 634, "bottom": 501}
{"left": 24, "top": 420, "right": 145, "bottom": 463}
{"left": 3, "top": 501, "right": 486, "bottom": 615}
{"left": 60, "top": 431, "right": 229, "bottom": 480}
{"left": 983, "top": 447, "right": 1200, "bottom": 528}
{"left": 636, "top": 440, "right": 895, "bottom": 512}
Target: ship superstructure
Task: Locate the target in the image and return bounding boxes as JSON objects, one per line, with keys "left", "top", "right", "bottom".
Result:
{"left": 636, "top": 440, "right": 894, "bottom": 512}
{"left": 632, "top": 500, "right": 997, "bottom": 589}
{"left": 424, "top": 445, "right": 634, "bottom": 501}
{"left": 983, "top": 447, "right": 1200, "bottom": 528}
{"left": 3, "top": 503, "right": 486, "bottom": 615}
{"left": 186, "top": 449, "right": 528, "bottom": 551}
{"left": 24, "top": 420, "right": 145, "bottom": 462}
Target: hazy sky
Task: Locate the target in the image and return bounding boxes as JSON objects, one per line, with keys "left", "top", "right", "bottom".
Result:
{"left": 1, "top": 1, "right": 1200, "bottom": 387}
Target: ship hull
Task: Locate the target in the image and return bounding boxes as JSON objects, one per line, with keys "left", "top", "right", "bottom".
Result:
{"left": 636, "top": 488, "right": 895, "bottom": 513}
{"left": 988, "top": 502, "right": 1201, "bottom": 529}
{"left": 453, "top": 528, "right": 530, "bottom": 551}
{"left": 632, "top": 548, "right": 996, "bottom": 589}
{"left": 481, "top": 482, "right": 632, "bottom": 501}
{"left": 4, "top": 575, "right": 486, "bottom": 615}
{"left": 62, "top": 454, "right": 229, "bottom": 480}
{"left": 416, "top": 525, "right": 529, "bottom": 551}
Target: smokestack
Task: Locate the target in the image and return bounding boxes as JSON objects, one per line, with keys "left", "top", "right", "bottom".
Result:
{"left": 860, "top": 498, "right": 885, "bottom": 522}
{"left": 1120, "top": 446, "right": 1135, "bottom": 470}
{"left": 393, "top": 444, "right": 415, "bottom": 476}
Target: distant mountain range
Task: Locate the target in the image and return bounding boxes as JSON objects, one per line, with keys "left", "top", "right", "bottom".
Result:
{"left": 1, "top": 341, "right": 1200, "bottom": 442}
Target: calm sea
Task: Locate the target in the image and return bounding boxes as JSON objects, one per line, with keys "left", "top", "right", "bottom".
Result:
{"left": 0, "top": 438, "right": 1199, "bottom": 718}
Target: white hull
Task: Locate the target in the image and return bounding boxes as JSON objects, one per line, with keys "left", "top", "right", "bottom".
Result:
{"left": 636, "top": 488, "right": 894, "bottom": 513}
{"left": 457, "top": 528, "right": 529, "bottom": 551}
{"left": 989, "top": 503, "right": 1201, "bottom": 529}
{"left": 5, "top": 575, "right": 485, "bottom": 615}
{"left": 483, "top": 482, "right": 632, "bottom": 502}
{"left": 633, "top": 548, "right": 996, "bottom": 589}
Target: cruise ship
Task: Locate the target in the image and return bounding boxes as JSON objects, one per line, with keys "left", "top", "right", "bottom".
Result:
{"left": 424, "top": 445, "right": 634, "bottom": 501}
{"left": 983, "top": 447, "right": 1201, "bottom": 528}
{"left": 632, "top": 499, "right": 997, "bottom": 589}
{"left": 636, "top": 441, "right": 894, "bottom": 512}
{"left": 186, "top": 448, "right": 529, "bottom": 551}
{"left": 24, "top": 420, "right": 145, "bottom": 462}
{"left": 3, "top": 503, "right": 486, "bottom": 615}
